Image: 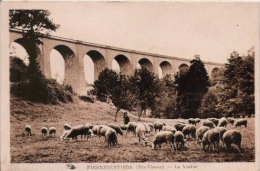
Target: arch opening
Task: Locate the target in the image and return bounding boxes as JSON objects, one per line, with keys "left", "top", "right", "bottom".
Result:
{"left": 159, "top": 61, "right": 173, "bottom": 78}
{"left": 51, "top": 45, "right": 76, "bottom": 86}
{"left": 137, "top": 58, "right": 153, "bottom": 72}
{"left": 85, "top": 50, "right": 106, "bottom": 82}
{"left": 178, "top": 63, "right": 189, "bottom": 75}
{"left": 211, "top": 67, "right": 220, "bottom": 77}
{"left": 113, "top": 55, "right": 132, "bottom": 75}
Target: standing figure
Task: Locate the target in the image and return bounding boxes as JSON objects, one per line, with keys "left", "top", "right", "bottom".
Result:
{"left": 123, "top": 112, "right": 130, "bottom": 125}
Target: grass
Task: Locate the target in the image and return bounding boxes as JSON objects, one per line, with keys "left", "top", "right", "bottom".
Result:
{"left": 10, "top": 96, "right": 255, "bottom": 163}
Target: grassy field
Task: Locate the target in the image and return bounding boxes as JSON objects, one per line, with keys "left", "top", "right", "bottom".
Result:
{"left": 10, "top": 97, "right": 255, "bottom": 163}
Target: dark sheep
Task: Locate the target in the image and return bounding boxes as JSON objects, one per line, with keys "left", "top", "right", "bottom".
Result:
{"left": 151, "top": 131, "right": 175, "bottom": 151}
{"left": 223, "top": 130, "right": 242, "bottom": 152}
{"left": 25, "top": 125, "right": 32, "bottom": 136}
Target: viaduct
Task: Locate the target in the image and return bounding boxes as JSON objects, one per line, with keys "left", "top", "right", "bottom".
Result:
{"left": 9, "top": 29, "right": 224, "bottom": 95}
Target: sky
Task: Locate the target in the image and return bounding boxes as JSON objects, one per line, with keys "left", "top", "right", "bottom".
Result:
{"left": 7, "top": 2, "right": 260, "bottom": 84}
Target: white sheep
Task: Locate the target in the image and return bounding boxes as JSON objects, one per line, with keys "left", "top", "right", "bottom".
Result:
{"left": 196, "top": 126, "right": 210, "bottom": 144}
{"left": 217, "top": 117, "right": 228, "bottom": 127}
{"left": 153, "top": 121, "right": 165, "bottom": 132}
{"left": 64, "top": 123, "right": 72, "bottom": 130}
{"left": 195, "top": 118, "right": 200, "bottom": 125}
{"left": 174, "top": 123, "right": 186, "bottom": 131}
{"left": 188, "top": 118, "right": 196, "bottom": 125}
{"left": 108, "top": 123, "right": 124, "bottom": 135}
{"left": 162, "top": 125, "right": 177, "bottom": 134}
{"left": 41, "top": 127, "right": 48, "bottom": 138}
{"left": 235, "top": 119, "right": 247, "bottom": 128}
{"left": 174, "top": 131, "right": 185, "bottom": 150}
{"left": 203, "top": 120, "right": 215, "bottom": 129}
{"left": 223, "top": 129, "right": 242, "bottom": 152}
{"left": 136, "top": 123, "right": 148, "bottom": 146}
{"left": 151, "top": 131, "right": 175, "bottom": 151}
{"left": 99, "top": 125, "right": 113, "bottom": 141}
{"left": 25, "top": 125, "right": 32, "bottom": 136}
{"left": 182, "top": 125, "right": 196, "bottom": 140}
{"left": 125, "top": 122, "right": 138, "bottom": 137}
{"left": 201, "top": 129, "right": 220, "bottom": 152}
{"left": 105, "top": 128, "right": 119, "bottom": 148}
{"left": 62, "top": 125, "right": 89, "bottom": 141}
{"left": 49, "top": 127, "right": 56, "bottom": 137}
{"left": 214, "top": 127, "right": 228, "bottom": 147}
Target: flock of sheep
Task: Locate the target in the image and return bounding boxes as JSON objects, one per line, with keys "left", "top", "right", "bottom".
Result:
{"left": 24, "top": 117, "right": 248, "bottom": 152}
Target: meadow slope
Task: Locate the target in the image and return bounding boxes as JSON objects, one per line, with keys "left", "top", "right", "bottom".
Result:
{"left": 10, "top": 97, "right": 255, "bottom": 163}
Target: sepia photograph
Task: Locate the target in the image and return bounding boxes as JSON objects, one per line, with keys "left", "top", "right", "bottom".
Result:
{"left": 1, "top": 1, "right": 259, "bottom": 171}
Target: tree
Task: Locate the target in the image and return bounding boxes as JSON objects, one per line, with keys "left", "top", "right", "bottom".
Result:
{"left": 129, "top": 68, "right": 160, "bottom": 120}
{"left": 9, "top": 10, "right": 59, "bottom": 102}
{"left": 92, "top": 68, "right": 132, "bottom": 121}
{"left": 174, "top": 56, "right": 210, "bottom": 118}
{"left": 218, "top": 48, "right": 255, "bottom": 117}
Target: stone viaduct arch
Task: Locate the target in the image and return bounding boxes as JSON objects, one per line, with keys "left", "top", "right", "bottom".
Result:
{"left": 9, "top": 29, "right": 224, "bottom": 95}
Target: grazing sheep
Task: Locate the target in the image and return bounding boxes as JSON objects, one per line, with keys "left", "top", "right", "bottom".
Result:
{"left": 99, "top": 125, "right": 113, "bottom": 138}
{"left": 105, "top": 128, "right": 119, "bottom": 148}
{"left": 182, "top": 125, "right": 196, "bottom": 140}
{"left": 142, "top": 122, "right": 152, "bottom": 134}
{"left": 162, "top": 125, "right": 177, "bottom": 134}
{"left": 202, "top": 129, "right": 220, "bottom": 152}
{"left": 214, "top": 127, "right": 228, "bottom": 147}
{"left": 49, "top": 127, "right": 56, "bottom": 137}
{"left": 125, "top": 122, "right": 138, "bottom": 137}
{"left": 217, "top": 117, "right": 228, "bottom": 127}
{"left": 151, "top": 131, "right": 175, "bottom": 151}
{"left": 223, "top": 130, "right": 242, "bottom": 152}
{"left": 62, "top": 125, "right": 89, "bottom": 141}
{"left": 195, "top": 118, "right": 200, "bottom": 125}
{"left": 188, "top": 118, "right": 196, "bottom": 125}
{"left": 235, "top": 119, "right": 247, "bottom": 128}
{"left": 108, "top": 123, "right": 124, "bottom": 135}
{"left": 119, "top": 124, "right": 128, "bottom": 130}
{"left": 136, "top": 123, "right": 148, "bottom": 146}
{"left": 227, "top": 118, "right": 235, "bottom": 125}
{"left": 174, "top": 131, "right": 185, "bottom": 150}
{"left": 153, "top": 121, "right": 165, "bottom": 132}
{"left": 196, "top": 126, "right": 210, "bottom": 144}
{"left": 64, "top": 123, "right": 72, "bottom": 130}
{"left": 147, "top": 123, "right": 154, "bottom": 132}
{"left": 92, "top": 125, "right": 104, "bottom": 136}
{"left": 41, "top": 127, "right": 48, "bottom": 138}
{"left": 25, "top": 125, "right": 32, "bottom": 136}
{"left": 203, "top": 120, "right": 215, "bottom": 129}
{"left": 174, "top": 123, "right": 186, "bottom": 131}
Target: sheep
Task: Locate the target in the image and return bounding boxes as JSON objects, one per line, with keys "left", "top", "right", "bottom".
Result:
{"left": 41, "top": 127, "right": 48, "bottom": 138}
{"left": 92, "top": 125, "right": 104, "bottom": 136}
{"left": 136, "top": 123, "right": 148, "bottom": 146}
{"left": 196, "top": 126, "right": 210, "bottom": 144}
{"left": 49, "top": 127, "right": 56, "bottom": 137}
{"left": 60, "top": 130, "right": 69, "bottom": 141}
{"left": 214, "top": 127, "right": 228, "bottom": 147}
{"left": 217, "top": 117, "right": 228, "bottom": 127}
{"left": 223, "top": 130, "right": 242, "bottom": 152}
{"left": 142, "top": 122, "right": 152, "bottom": 134}
{"left": 119, "top": 124, "right": 128, "bottom": 130}
{"left": 99, "top": 125, "right": 113, "bottom": 139}
{"left": 153, "top": 121, "right": 165, "bottom": 132}
{"left": 235, "top": 119, "right": 247, "bottom": 128}
{"left": 108, "top": 123, "right": 124, "bottom": 135}
{"left": 195, "top": 118, "right": 200, "bottom": 124}
{"left": 62, "top": 125, "right": 89, "bottom": 141}
{"left": 203, "top": 120, "right": 215, "bottom": 129}
{"left": 212, "top": 119, "right": 219, "bottom": 127}
{"left": 162, "top": 125, "right": 177, "bottom": 134}
{"left": 105, "top": 128, "right": 119, "bottom": 148}
{"left": 174, "top": 131, "right": 185, "bottom": 150}
{"left": 174, "top": 123, "right": 186, "bottom": 131}
{"left": 182, "top": 125, "right": 196, "bottom": 140}
{"left": 125, "top": 122, "right": 138, "bottom": 137}
{"left": 151, "top": 131, "right": 175, "bottom": 151}
{"left": 85, "top": 123, "right": 93, "bottom": 129}
{"left": 201, "top": 129, "right": 220, "bottom": 152}
{"left": 25, "top": 125, "right": 32, "bottom": 136}
{"left": 188, "top": 118, "right": 196, "bottom": 125}
{"left": 64, "top": 123, "right": 72, "bottom": 130}
{"left": 227, "top": 118, "right": 235, "bottom": 125}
